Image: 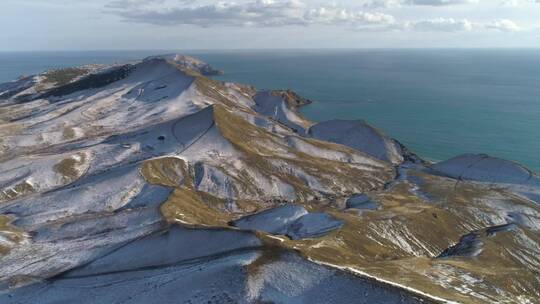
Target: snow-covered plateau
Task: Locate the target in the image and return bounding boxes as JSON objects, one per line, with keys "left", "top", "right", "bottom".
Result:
{"left": 0, "top": 55, "right": 538, "bottom": 304}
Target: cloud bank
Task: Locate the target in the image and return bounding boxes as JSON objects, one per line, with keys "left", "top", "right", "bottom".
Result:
{"left": 106, "top": 0, "right": 396, "bottom": 29}
{"left": 105, "top": 0, "right": 524, "bottom": 33}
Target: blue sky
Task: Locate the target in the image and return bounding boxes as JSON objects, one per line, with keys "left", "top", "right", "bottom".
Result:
{"left": 1, "top": 0, "right": 540, "bottom": 50}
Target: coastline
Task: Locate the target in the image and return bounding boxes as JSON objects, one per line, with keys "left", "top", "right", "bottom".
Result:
{"left": 0, "top": 54, "right": 539, "bottom": 304}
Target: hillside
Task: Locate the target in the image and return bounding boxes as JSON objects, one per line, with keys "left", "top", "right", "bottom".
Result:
{"left": 0, "top": 54, "right": 538, "bottom": 304}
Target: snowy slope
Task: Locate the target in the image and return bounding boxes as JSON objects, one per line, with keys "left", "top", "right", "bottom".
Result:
{"left": 0, "top": 54, "right": 539, "bottom": 304}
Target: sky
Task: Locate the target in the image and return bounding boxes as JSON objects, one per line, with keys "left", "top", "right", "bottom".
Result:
{"left": 1, "top": 0, "right": 540, "bottom": 51}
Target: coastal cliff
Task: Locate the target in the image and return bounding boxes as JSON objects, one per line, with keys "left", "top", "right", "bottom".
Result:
{"left": 0, "top": 55, "right": 538, "bottom": 304}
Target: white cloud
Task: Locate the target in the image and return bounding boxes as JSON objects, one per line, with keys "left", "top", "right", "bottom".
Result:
{"left": 105, "top": 0, "right": 526, "bottom": 34}
{"left": 403, "top": 0, "right": 478, "bottom": 5}
{"left": 106, "top": 0, "right": 397, "bottom": 28}
{"left": 404, "top": 18, "right": 522, "bottom": 32}
{"left": 485, "top": 19, "right": 521, "bottom": 31}
{"left": 501, "top": 0, "right": 520, "bottom": 6}
{"left": 406, "top": 18, "right": 473, "bottom": 32}
{"left": 500, "top": 0, "right": 540, "bottom": 5}
{"left": 363, "top": 0, "right": 478, "bottom": 8}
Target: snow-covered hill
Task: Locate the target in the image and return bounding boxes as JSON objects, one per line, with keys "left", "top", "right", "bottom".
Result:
{"left": 0, "top": 55, "right": 538, "bottom": 304}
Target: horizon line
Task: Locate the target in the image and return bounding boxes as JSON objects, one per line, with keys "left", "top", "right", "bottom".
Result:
{"left": 2, "top": 46, "right": 540, "bottom": 53}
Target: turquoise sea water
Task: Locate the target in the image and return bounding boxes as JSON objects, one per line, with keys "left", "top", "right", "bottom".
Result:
{"left": 1, "top": 50, "right": 539, "bottom": 172}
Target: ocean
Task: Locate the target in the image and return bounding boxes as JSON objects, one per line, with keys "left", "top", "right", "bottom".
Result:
{"left": 1, "top": 49, "right": 539, "bottom": 172}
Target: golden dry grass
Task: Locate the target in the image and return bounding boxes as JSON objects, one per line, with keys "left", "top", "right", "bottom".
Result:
{"left": 0, "top": 180, "right": 36, "bottom": 203}
{"left": 0, "top": 215, "right": 28, "bottom": 256}
{"left": 144, "top": 156, "right": 539, "bottom": 303}
{"left": 133, "top": 73, "right": 540, "bottom": 303}
{"left": 62, "top": 127, "right": 76, "bottom": 140}
{"left": 53, "top": 152, "right": 87, "bottom": 183}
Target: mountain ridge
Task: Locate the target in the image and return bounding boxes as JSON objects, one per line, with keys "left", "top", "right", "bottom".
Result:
{"left": 0, "top": 54, "right": 538, "bottom": 304}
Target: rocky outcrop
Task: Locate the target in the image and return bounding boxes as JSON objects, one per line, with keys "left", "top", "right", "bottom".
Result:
{"left": 270, "top": 89, "right": 313, "bottom": 108}
{"left": 145, "top": 54, "right": 223, "bottom": 76}
{"left": 437, "top": 224, "right": 517, "bottom": 258}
